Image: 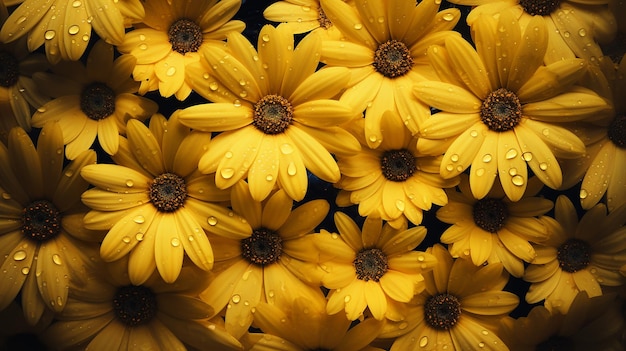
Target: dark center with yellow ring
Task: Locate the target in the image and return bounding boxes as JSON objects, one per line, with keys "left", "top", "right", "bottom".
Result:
{"left": 519, "top": 0, "right": 561, "bottom": 16}
{"left": 424, "top": 293, "right": 462, "bottom": 330}
{"left": 241, "top": 228, "right": 283, "bottom": 266}
{"left": 252, "top": 94, "right": 294, "bottom": 134}
{"left": 354, "top": 248, "right": 388, "bottom": 282}
{"left": 480, "top": 88, "right": 522, "bottom": 132}
{"left": 317, "top": 7, "right": 332, "bottom": 29}
{"left": 373, "top": 39, "right": 414, "bottom": 78}
{"left": 0, "top": 51, "right": 19, "bottom": 87}
{"left": 380, "top": 149, "right": 417, "bottom": 182}
{"left": 472, "top": 198, "right": 509, "bottom": 233}
{"left": 557, "top": 238, "right": 591, "bottom": 273}
{"left": 80, "top": 82, "right": 116, "bottom": 121}
{"left": 149, "top": 173, "right": 188, "bottom": 212}
{"left": 112, "top": 285, "right": 157, "bottom": 326}
{"left": 168, "top": 18, "right": 203, "bottom": 55}
{"left": 22, "top": 200, "right": 62, "bottom": 242}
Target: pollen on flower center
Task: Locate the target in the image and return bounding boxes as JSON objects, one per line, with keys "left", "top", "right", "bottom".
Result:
{"left": 0, "top": 51, "right": 19, "bottom": 87}
{"left": 168, "top": 18, "right": 203, "bottom": 55}
{"left": 317, "top": 7, "right": 332, "bottom": 29}
{"left": 241, "top": 228, "right": 283, "bottom": 266}
{"left": 252, "top": 94, "right": 294, "bottom": 135}
{"left": 112, "top": 285, "right": 158, "bottom": 327}
{"left": 354, "top": 248, "right": 388, "bottom": 282}
{"left": 80, "top": 82, "right": 116, "bottom": 121}
{"left": 373, "top": 39, "right": 414, "bottom": 78}
{"left": 480, "top": 88, "right": 522, "bottom": 132}
{"left": 607, "top": 114, "right": 626, "bottom": 149}
{"left": 149, "top": 173, "right": 188, "bottom": 212}
{"left": 519, "top": 0, "right": 561, "bottom": 16}
{"left": 424, "top": 293, "right": 462, "bottom": 330}
{"left": 535, "top": 335, "right": 574, "bottom": 351}
{"left": 22, "top": 200, "right": 62, "bottom": 242}
{"left": 557, "top": 239, "right": 591, "bottom": 273}
{"left": 380, "top": 149, "right": 417, "bottom": 182}
{"left": 472, "top": 198, "right": 509, "bottom": 233}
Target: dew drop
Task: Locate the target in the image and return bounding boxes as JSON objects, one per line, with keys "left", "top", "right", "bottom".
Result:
{"left": 13, "top": 250, "right": 27, "bottom": 261}
{"left": 579, "top": 189, "right": 588, "bottom": 199}
{"left": 207, "top": 216, "right": 218, "bottom": 226}
{"left": 475, "top": 168, "right": 485, "bottom": 176}
{"left": 138, "top": 43, "right": 148, "bottom": 50}
{"left": 170, "top": 238, "right": 180, "bottom": 247}
{"left": 133, "top": 215, "right": 145, "bottom": 224}
{"left": 368, "top": 135, "right": 377, "bottom": 142}
{"left": 442, "top": 13, "right": 455, "bottom": 21}
{"left": 542, "top": 128, "right": 550, "bottom": 136}
{"left": 44, "top": 30, "right": 56, "bottom": 40}
{"left": 419, "top": 336, "right": 428, "bottom": 348}
{"left": 166, "top": 66, "right": 176, "bottom": 76}
{"left": 16, "top": 16, "right": 26, "bottom": 24}
{"left": 64, "top": 170, "right": 74, "bottom": 177}
{"left": 81, "top": 34, "right": 90, "bottom": 42}
{"left": 279, "top": 143, "right": 293, "bottom": 154}
{"left": 505, "top": 148, "right": 518, "bottom": 159}
{"left": 233, "top": 99, "right": 241, "bottom": 107}
{"left": 52, "top": 254, "right": 62, "bottom": 265}
{"left": 21, "top": 267, "right": 29, "bottom": 275}
{"left": 232, "top": 294, "right": 241, "bottom": 303}
{"left": 287, "top": 162, "right": 297, "bottom": 176}
{"left": 417, "top": 255, "right": 425, "bottom": 262}
{"left": 482, "top": 154, "right": 492, "bottom": 163}
{"left": 262, "top": 34, "right": 270, "bottom": 42}
{"left": 344, "top": 295, "right": 351, "bottom": 303}
{"left": 265, "top": 174, "right": 274, "bottom": 181}
{"left": 511, "top": 175, "right": 524, "bottom": 186}
{"left": 353, "top": 23, "right": 363, "bottom": 29}
{"left": 125, "top": 179, "right": 134, "bottom": 187}
{"left": 578, "top": 28, "right": 586, "bottom": 37}
{"left": 72, "top": 0, "right": 81, "bottom": 7}
{"left": 481, "top": 330, "right": 489, "bottom": 336}
{"left": 522, "top": 152, "right": 533, "bottom": 161}
{"left": 395, "top": 199, "right": 405, "bottom": 211}
{"left": 68, "top": 25, "right": 80, "bottom": 35}
{"left": 209, "top": 82, "right": 218, "bottom": 90}
{"left": 450, "top": 154, "right": 459, "bottom": 162}
{"left": 508, "top": 168, "right": 517, "bottom": 176}
{"left": 478, "top": 342, "right": 485, "bottom": 348}
{"left": 135, "top": 232, "right": 144, "bottom": 241}
{"left": 122, "top": 236, "right": 131, "bottom": 244}
{"left": 220, "top": 168, "right": 235, "bottom": 179}
{"left": 539, "top": 162, "right": 548, "bottom": 171}
{"left": 445, "top": 164, "right": 454, "bottom": 172}
{"left": 470, "top": 130, "right": 478, "bottom": 137}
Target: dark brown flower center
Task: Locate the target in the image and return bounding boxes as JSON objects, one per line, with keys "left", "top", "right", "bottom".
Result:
{"left": 472, "top": 198, "right": 508, "bottom": 233}
{"left": 0, "top": 51, "right": 19, "bottom": 87}
{"left": 536, "top": 335, "right": 574, "bottom": 351}
{"left": 149, "top": 173, "right": 187, "bottom": 212}
{"left": 317, "top": 7, "right": 332, "bottom": 29}
{"left": 380, "top": 149, "right": 417, "bottom": 182}
{"left": 424, "top": 293, "right": 461, "bottom": 330}
{"left": 168, "top": 18, "right": 203, "bottom": 55}
{"left": 373, "top": 40, "right": 414, "bottom": 78}
{"left": 112, "top": 285, "right": 157, "bottom": 326}
{"left": 519, "top": 0, "right": 561, "bottom": 16}
{"left": 252, "top": 94, "right": 294, "bottom": 134}
{"left": 354, "top": 248, "right": 388, "bottom": 282}
{"left": 241, "top": 228, "right": 283, "bottom": 266}
{"left": 80, "top": 82, "right": 116, "bottom": 121}
{"left": 557, "top": 239, "right": 591, "bottom": 273}
{"left": 608, "top": 114, "right": 626, "bottom": 149}
{"left": 22, "top": 200, "right": 62, "bottom": 242}
{"left": 480, "top": 88, "right": 522, "bottom": 132}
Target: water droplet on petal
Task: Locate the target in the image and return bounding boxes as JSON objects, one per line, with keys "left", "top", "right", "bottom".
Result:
{"left": 442, "top": 13, "right": 455, "bottom": 21}
{"left": 170, "top": 238, "right": 180, "bottom": 247}
{"left": 125, "top": 179, "right": 134, "bottom": 187}
{"left": 353, "top": 23, "right": 363, "bottom": 29}
{"left": 522, "top": 152, "right": 533, "bottom": 161}
{"left": 207, "top": 216, "right": 218, "bottom": 226}
{"left": 539, "top": 162, "right": 548, "bottom": 171}
{"left": 220, "top": 168, "right": 234, "bottom": 179}
{"left": 52, "top": 254, "right": 62, "bottom": 265}
{"left": 232, "top": 294, "right": 241, "bottom": 303}
{"left": 579, "top": 189, "right": 588, "bottom": 199}
{"left": 44, "top": 30, "right": 55, "bottom": 40}
{"left": 13, "top": 250, "right": 27, "bottom": 261}
{"left": 419, "top": 336, "right": 429, "bottom": 348}
{"left": 511, "top": 175, "right": 525, "bottom": 186}
{"left": 166, "top": 66, "right": 176, "bottom": 76}
{"left": 450, "top": 154, "right": 459, "bottom": 162}
{"left": 505, "top": 148, "right": 518, "bottom": 159}
{"left": 68, "top": 25, "right": 80, "bottom": 35}
{"left": 262, "top": 34, "right": 270, "bottom": 42}
{"left": 21, "top": 267, "right": 30, "bottom": 275}
{"left": 280, "top": 143, "right": 293, "bottom": 154}
{"left": 482, "top": 154, "right": 492, "bottom": 163}
{"left": 133, "top": 215, "right": 145, "bottom": 224}
{"left": 287, "top": 162, "right": 297, "bottom": 176}
{"left": 344, "top": 295, "right": 351, "bottom": 303}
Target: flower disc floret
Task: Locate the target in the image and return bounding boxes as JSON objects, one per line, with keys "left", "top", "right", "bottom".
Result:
{"left": 241, "top": 228, "right": 283, "bottom": 266}
{"left": 557, "top": 239, "right": 591, "bottom": 273}
{"left": 0, "top": 51, "right": 19, "bottom": 87}
{"left": 380, "top": 149, "right": 417, "bottom": 182}
{"left": 80, "top": 82, "right": 117, "bottom": 121}
{"left": 480, "top": 88, "right": 523, "bottom": 132}
{"left": 168, "top": 18, "right": 204, "bottom": 55}
{"left": 472, "top": 198, "right": 509, "bottom": 233}
{"left": 519, "top": 0, "right": 561, "bottom": 16}
{"left": 112, "top": 285, "right": 158, "bottom": 327}
{"left": 252, "top": 94, "right": 294, "bottom": 134}
{"left": 373, "top": 40, "right": 414, "bottom": 78}
{"left": 354, "top": 248, "right": 388, "bottom": 282}
{"left": 149, "top": 173, "right": 188, "bottom": 212}
{"left": 317, "top": 8, "right": 332, "bottom": 29}
{"left": 608, "top": 114, "right": 626, "bottom": 149}
{"left": 424, "top": 293, "right": 462, "bottom": 330}
{"left": 22, "top": 200, "right": 62, "bottom": 242}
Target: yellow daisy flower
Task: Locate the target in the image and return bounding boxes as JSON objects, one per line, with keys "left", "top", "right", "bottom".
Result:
{"left": 0, "top": 122, "right": 98, "bottom": 325}
{"left": 42, "top": 260, "right": 242, "bottom": 351}
{"left": 80, "top": 113, "right": 251, "bottom": 285}
{"left": 30, "top": 40, "right": 158, "bottom": 160}
{"left": 200, "top": 181, "right": 329, "bottom": 339}
{"left": 437, "top": 174, "right": 552, "bottom": 277}
{"left": 263, "top": 0, "right": 345, "bottom": 40}
{"left": 336, "top": 112, "right": 458, "bottom": 229}
{"left": 117, "top": 0, "right": 245, "bottom": 100}
{"left": 245, "top": 296, "right": 385, "bottom": 351}
{"left": 313, "top": 212, "right": 437, "bottom": 321}
{"left": 387, "top": 244, "right": 518, "bottom": 351}
{"left": 0, "top": 0, "right": 144, "bottom": 64}
{"left": 178, "top": 24, "right": 361, "bottom": 202}
{"left": 524, "top": 195, "right": 626, "bottom": 313}
{"left": 414, "top": 11, "right": 610, "bottom": 201}
{"left": 319, "top": 0, "right": 461, "bottom": 148}
{"left": 500, "top": 292, "right": 624, "bottom": 351}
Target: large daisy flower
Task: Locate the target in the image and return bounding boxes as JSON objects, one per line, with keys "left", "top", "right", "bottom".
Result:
{"left": 200, "top": 181, "right": 328, "bottom": 339}
{"left": 0, "top": 122, "right": 98, "bottom": 325}
{"left": 0, "top": 0, "right": 144, "bottom": 64}
{"left": 414, "top": 11, "right": 610, "bottom": 201}
{"left": 313, "top": 212, "right": 437, "bottom": 321}
{"left": 30, "top": 40, "right": 158, "bottom": 160}
{"left": 178, "top": 24, "right": 361, "bottom": 202}
{"left": 319, "top": 0, "right": 461, "bottom": 148}
{"left": 80, "top": 113, "right": 251, "bottom": 285}
{"left": 336, "top": 112, "right": 458, "bottom": 229}
{"left": 42, "top": 260, "right": 242, "bottom": 351}
{"left": 117, "top": 0, "right": 245, "bottom": 100}
{"left": 388, "top": 244, "right": 518, "bottom": 351}
{"left": 263, "top": 0, "right": 345, "bottom": 40}
{"left": 524, "top": 195, "right": 626, "bottom": 313}
{"left": 437, "top": 174, "right": 552, "bottom": 277}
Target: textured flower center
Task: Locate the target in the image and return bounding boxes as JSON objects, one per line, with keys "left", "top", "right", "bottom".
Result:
{"left": 557, "top": 239, "right": 591, "bottom": 273}
{"left": 241, "top": 228, "right": 283, "bottom": 266}
{"left": 149, "top": 173, "right": 187, "bottom": 212}
{"left": 424, "top": 293, "right": 461, "bottom": 330}
{"left": 380, "top": 149, "right": 416, "bottom": 182}
{"left": 0, "top": 51, "right": 19, "bottom": 87}
{"left": 317, "top": 7, "right": 332, "bottom": 29}
{"left": 519, "top": 0, "right": 561, "bottom": 16}
{"left": 112, "top": 285, "right": 157, "bottom": 326}
{"left": 253, "top": 94, "right": 294, "bottom": 134}
{"left": 535, "top": 335, "right": 574, "bottom": 351}
{"left": 354, "top": 248, "right": 388, "bottom": 282}
{"left": 607, "top": 114, "right": 626, "bottom": 149}
{"left": 480, "top": 88, "right": 522, "bottom": 132}
{"left": 80, "top": 82, "right": 116, "bottom": 121}
{"left": 472, "top": 198, "right": 509, "bottom": 233}
{"left": 168, "top": 18, "right": 203, "bottom": 55}
{"left": 373, "top": 40, "right": 414, "bottom": 78}
{"left": 22, "top": 200, "right": 62, "bottom": 242}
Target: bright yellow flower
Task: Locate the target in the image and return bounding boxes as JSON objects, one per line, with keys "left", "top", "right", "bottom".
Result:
{"left": 42, "top": 260, "right": 242, "bottom": 351}
{"left": 415, "top": 11, "right": 610, "bottom": 201}
{"left": 319, "top": 0, "right": 461, "bottom": 148}
{"left": 0, "top": 0, "right": 144, "bottom": 64}
{"left": 200, "top": 181, "right": 328, "bottom": 339}
{"left": 80, "top": 113, "right": 250, "bottom": 285}
{"left": 437, "top": 174, "right": 552, "bottom": 277}
{"left": 178, "top": 25, "right": 361, "bottom": 202}
{"left": 387, "top": 244, "right": 518, "bottom": 351}
{"left": 524, "top": 195, "right": 626, "bottom": 313}
{"left": 30, "top": 40, "right": 158, "bottom": 160}
{"left": 313, "top": 212, "right": 437, "bottom": 321}
{"left": 0, "top": 122, "right": 97, "bottom": 325}
{"left": 336, "top": 113, "right": 458, "bottom": 228}
{"left": 263, "top": 0, "right": 346, "bottom": 40}
{"left": 117, "top": 0, "right": 245, "bottom": 100}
